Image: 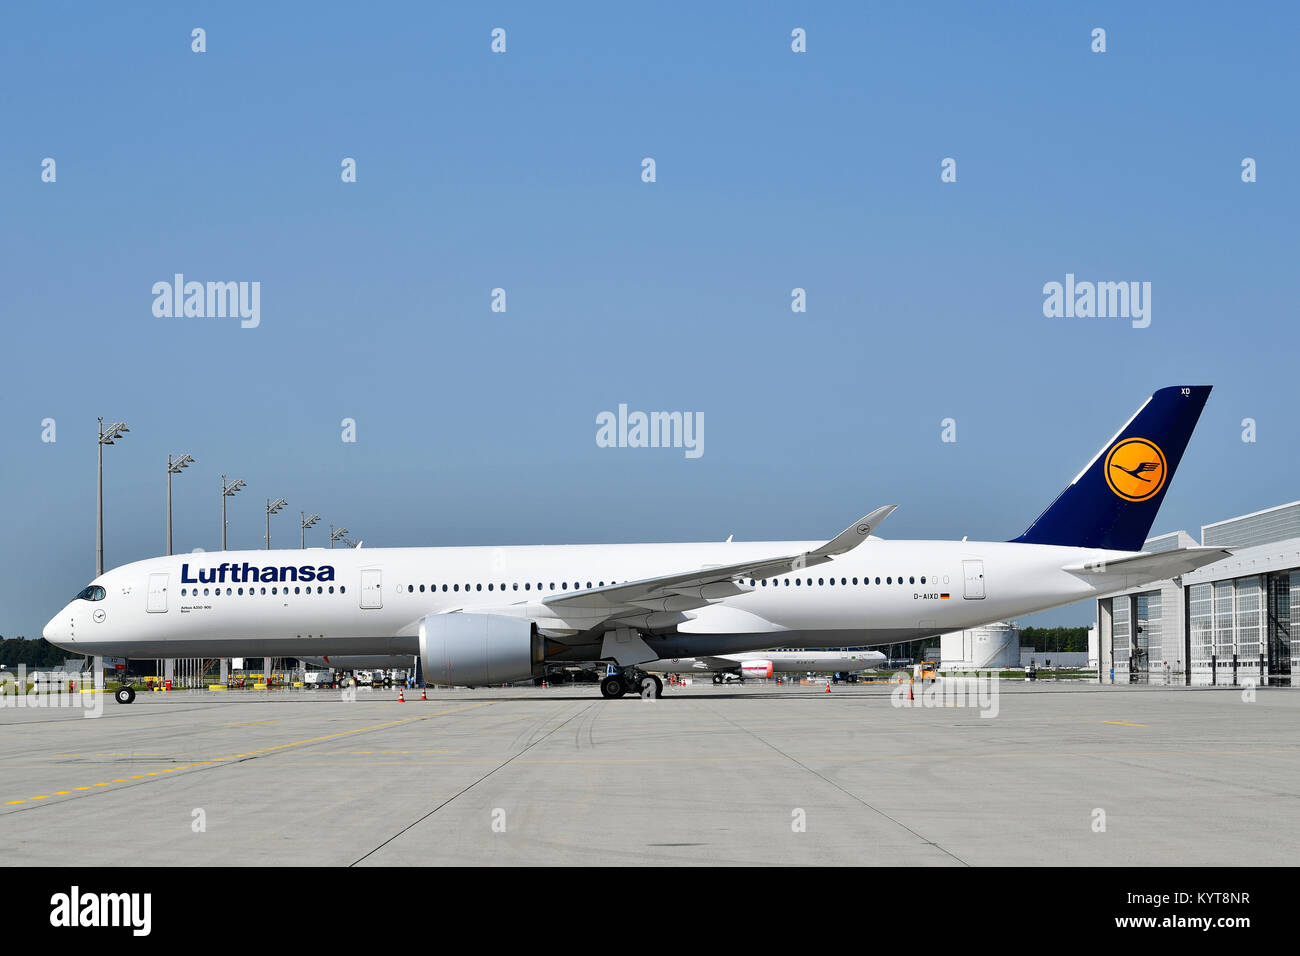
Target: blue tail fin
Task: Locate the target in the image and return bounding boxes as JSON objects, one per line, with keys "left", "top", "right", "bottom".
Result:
{"left": 1011, "top": 386, "right": 1211, "bottom": 552}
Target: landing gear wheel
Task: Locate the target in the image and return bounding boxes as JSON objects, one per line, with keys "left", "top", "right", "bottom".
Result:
{"left": 652, "top": 675, "right": 663, "bottom": 698}
{"left": 114, "top": 686, "right": 135, "bottom": 705}
{"left": 712, "top": 674, "right": 723, "bottom": 685}
{"left": 600, "top": 676, "right": 626, "bottom": 699}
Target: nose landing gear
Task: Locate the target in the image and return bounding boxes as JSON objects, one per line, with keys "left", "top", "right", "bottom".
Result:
{"left": 114, "top": 686, "right": 136, "bottom": 705}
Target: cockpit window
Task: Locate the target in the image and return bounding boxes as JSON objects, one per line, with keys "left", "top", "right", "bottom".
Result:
{"left": 75, "top": 585, "right": 106, "bottom": 602}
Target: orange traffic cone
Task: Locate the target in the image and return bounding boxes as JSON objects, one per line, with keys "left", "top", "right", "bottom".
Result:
{"left": 398, "top": 688, "right": 405, "bottom": 703}
{"left": 825, "top": 681, "right": 831, "bottom": 693}
{"left": 420, "top": 687, "right": 427, "bottom": 701}
{"left": 908, "top": 680, "right": 914, "bottom": 701}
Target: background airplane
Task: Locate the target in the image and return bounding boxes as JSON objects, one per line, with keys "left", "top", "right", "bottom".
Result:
{"left": 646, "top": 648, "right": 887, "bottom": 683}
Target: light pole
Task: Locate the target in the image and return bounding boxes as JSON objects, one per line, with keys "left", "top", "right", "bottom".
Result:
{"left": 329, "top": 525, "right": 349, "bottom": 549}
{"left": 221, "top": 475, "right": 246, "bottom": 551}
{"left": 265, "top": 498, "right": 288, "bottom": 549}
{"left": 300, "top": 512, "right": 320, "bottom": 549}
{"left": 166, "top": 453, "right": 195, "bottom": 556}
{"left": 96, "top": 419, "right": 130, "bottom": 577}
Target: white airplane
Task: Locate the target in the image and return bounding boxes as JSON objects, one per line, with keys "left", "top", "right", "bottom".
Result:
{"left": 45, "top": 386, "right": 1229, "bottom": 703}
{"left": 647, "top": 649, "right": 887, "bottom": 683}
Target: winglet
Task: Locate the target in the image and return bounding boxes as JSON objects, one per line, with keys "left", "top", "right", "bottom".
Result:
{"left": 812, "top": 505, "right": 897, "bottom": 559}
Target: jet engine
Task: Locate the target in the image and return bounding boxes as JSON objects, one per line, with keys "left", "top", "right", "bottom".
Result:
{"left": 740, "top": 660, "right": 774, "bottom": 679}
{"left": 419, "top": 613, "right": 544, "bottom": 686}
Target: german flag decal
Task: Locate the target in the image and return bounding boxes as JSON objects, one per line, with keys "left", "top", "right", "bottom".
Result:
{"left": 940, "top": 593, "right": 950, "bottom": 599}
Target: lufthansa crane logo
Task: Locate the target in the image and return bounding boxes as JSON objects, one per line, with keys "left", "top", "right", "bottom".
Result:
{"left": 1104, "top": 437, "right": 1167, "bottom": 502}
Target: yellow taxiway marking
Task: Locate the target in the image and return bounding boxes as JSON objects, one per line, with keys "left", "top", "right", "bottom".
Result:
{"left": 0, "top": 702, "right": 492, "bottom": 810}
{"left": 1102, "top": 720, "right": 1147, "bottom": 727}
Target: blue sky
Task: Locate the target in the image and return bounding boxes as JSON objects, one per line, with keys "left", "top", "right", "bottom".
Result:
{"left": 2, "top": 2, "right": 1297, "bottom": 641}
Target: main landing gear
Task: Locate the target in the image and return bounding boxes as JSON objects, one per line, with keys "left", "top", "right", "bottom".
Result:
{"left": 599, "top": 668, "right": 663, "bottom": 699}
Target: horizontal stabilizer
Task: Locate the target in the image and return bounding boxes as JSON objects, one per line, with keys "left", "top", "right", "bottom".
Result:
{"left": 1062, "top": 547, "right": 1231, "bottom": 587}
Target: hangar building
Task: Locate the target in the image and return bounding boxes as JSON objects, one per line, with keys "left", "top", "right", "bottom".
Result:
{"left": 1097, "top": 501, "right": 1300, "bottom": 685}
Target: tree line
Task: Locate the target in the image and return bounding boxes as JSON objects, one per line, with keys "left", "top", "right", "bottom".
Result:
{"left": 0, "top": 637, "right": 71, "bottom": 667}
{"left": 1020, "top": 626, "right": 1090, "bottom": 653}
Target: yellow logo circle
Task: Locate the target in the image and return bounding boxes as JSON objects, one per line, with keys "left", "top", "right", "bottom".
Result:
{"left": 1104, "top": 438, "right": 1167, "bottom": 502}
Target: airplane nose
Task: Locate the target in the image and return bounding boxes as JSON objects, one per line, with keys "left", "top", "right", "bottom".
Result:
{"left": 43, "top": 611, "right": 71, "bottom": 649}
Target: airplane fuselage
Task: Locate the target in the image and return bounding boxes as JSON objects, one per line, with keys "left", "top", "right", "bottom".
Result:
{"left": 43, "top": 538, "right": 1133, "bottom": 662}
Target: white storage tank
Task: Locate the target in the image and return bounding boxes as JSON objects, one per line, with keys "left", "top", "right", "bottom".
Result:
{"left": 940, "top": 621, "right": 1021, "bottom": 670}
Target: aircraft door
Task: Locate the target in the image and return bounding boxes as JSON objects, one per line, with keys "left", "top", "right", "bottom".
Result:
{"left": 360, "top": 568, "right": 383, "bottom": 609}
{"left": 962, "top": 560, "right": 986, "bottom": 600}
{"left": 147, "top": 573, "right": 169, "bottom": 613}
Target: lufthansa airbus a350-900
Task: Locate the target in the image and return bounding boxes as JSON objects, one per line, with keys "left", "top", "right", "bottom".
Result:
{"left": 45, "top": 386, "right": 1228, "bottom": 702}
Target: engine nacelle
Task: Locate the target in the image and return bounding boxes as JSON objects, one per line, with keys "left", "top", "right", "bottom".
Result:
{"left": 419, "top": 613, "right": 544, "bottom": 687}
{"left": 740, "top": 660, "right": 774, "bottom": 679}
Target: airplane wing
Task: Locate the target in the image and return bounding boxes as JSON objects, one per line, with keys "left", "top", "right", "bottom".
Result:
{"left": 539, "top": 505, "right": 896, "bottom": 630}
{"left": 1062, "top": 547, "right": 1231, "bottom": 587}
